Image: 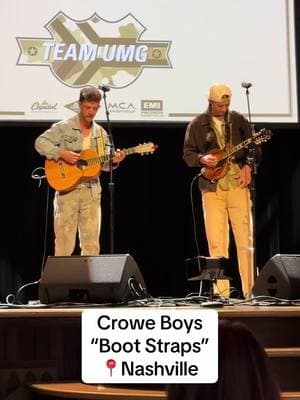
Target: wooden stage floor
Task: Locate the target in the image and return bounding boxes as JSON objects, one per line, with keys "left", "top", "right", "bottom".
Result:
{"left": 0, "top": 304, "right": 300, "bottom": 399}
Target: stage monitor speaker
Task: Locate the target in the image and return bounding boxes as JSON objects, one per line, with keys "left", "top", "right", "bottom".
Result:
{"left": 39, "top": 254, "right": 146, "bottom": 304}
{"left": 252, "top": 254, "right": 300, "bottom": 299}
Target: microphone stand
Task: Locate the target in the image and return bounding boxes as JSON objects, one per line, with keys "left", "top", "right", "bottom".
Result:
{"left": 242, "top": 84, "right": 258, "bottom": 282}
{"left": 100, "top": 85, "right": 115, "bottom": 254}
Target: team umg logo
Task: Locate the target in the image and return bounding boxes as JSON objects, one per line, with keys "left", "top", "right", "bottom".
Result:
{"left": 16, "top": 12, "right": 172, "bottom": 88}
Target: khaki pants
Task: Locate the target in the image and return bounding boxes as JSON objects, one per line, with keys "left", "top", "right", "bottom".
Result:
{"left": 202, "top": 187, "right": 253, "bottom": 297}
{"left": 54, "top": 187, "right": 101, "bottom": 256}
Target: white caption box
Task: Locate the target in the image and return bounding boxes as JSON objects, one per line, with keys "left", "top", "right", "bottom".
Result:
{"left": 82, "top": 308, "right": 218, "bottom": 383}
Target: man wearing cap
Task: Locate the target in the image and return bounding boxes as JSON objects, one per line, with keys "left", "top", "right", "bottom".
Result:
{"left": 183, "top": 83, "right": 260, "bottom": 298}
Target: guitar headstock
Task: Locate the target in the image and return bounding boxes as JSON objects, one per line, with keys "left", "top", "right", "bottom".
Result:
{"left": 254, "top": 128, "right": 273, "bottom": 145}
{"left": 135, "top": 142, "right": 158, "bottom": 155}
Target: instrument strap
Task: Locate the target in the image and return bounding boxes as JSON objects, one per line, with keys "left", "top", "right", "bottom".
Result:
{"left": 95, "top": 126, "right": 106, "bottom": 156}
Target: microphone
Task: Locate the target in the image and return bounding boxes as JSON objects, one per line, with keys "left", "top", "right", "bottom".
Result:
{"left": 241, "top": 82, "right": 252, "bottom": 89}
{"left": 98, "top": 84, "right": 110, "bottom": 92}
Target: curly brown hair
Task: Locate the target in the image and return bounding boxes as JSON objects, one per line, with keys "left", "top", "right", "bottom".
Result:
{"left": 79, "top": 87, "right": 102, "bottom": 103}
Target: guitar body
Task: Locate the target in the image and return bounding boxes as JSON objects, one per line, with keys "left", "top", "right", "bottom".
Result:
{"left": 44, "top": 142, "right": 157, "bottom": 192}
{"left": 45, "top": 149, "right": 102, "bottom": 192}
{"left": 201, "top": 148, "right": 231, "bottom": 182}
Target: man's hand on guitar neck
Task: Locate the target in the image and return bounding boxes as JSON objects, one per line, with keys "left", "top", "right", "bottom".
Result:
{"left": 59, "top": 149, "right": 80, "bottom": 164}
{"left": 235, "top": 164, "right": 252, "bottom": 188}
{"left": 112, "top": 149, "right": 126, "bottom": 164}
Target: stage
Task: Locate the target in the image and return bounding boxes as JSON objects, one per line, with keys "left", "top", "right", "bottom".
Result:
{"left": 1, "top": 303, "right": 300, "bottom": 399}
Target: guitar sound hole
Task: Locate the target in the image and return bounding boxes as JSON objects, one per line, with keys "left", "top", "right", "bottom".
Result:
{"left": 77, "top": 159, "right": 88, "bottom": 169}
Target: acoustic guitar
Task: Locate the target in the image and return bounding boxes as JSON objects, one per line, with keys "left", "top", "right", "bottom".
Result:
{"left": 201, "top": 128, "right": 272, "bottom": 182}
{"left": 45, "top": 142, "right": 157, "bottom": 192}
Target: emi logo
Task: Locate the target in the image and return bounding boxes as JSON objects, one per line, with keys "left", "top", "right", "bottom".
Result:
{"left": 141, "top": 100, "right": 163, "bottom": 111}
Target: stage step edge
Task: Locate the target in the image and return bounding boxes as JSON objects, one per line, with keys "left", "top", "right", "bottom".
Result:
{"left": 29, "top": 382, "right": 300, "bottom": 400}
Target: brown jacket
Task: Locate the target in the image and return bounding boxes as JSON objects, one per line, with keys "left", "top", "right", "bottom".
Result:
{"left": 183, "top": 110, "right": 261, "bottom": 191}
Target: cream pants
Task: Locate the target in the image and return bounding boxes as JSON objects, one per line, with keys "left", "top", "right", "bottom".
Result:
{"left": 202, "top": 187, "right": 254, "bottom": 297}
{"left": 54, "top": 187, "right": 101, "bottom": 256}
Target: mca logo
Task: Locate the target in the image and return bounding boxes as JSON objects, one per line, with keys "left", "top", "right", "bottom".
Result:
{"left": 16, "top": 12, "right": 172, "bottom": 89}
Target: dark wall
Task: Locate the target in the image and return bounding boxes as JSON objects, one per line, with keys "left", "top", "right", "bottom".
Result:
{"left": 1, "top": 123, "right": 300, "bottom": 302}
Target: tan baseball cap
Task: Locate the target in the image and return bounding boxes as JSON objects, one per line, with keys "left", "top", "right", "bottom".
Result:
{"left": 207, "top": 83, "right": 232, "bottom": 102}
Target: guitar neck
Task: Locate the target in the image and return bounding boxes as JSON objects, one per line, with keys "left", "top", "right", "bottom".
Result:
{"left": 222, "top": 137, "right": 252, "bottom": 160}
{"left": 84, "top": 146, "right": 139, "bottom": 166}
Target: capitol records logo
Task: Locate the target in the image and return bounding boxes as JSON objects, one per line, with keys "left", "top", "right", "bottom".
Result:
{"left": 16, "top": 12, "right": 172, "bottom": 89}
{"left": 31, "top": 100, "right": 58, "bottom": 112}
{"left": 141, "top": 99, "right": 163, "bottom": 117}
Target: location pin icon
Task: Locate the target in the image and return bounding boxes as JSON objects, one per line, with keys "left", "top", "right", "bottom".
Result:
{"left": 106, "top": 359, "right": 116, "bottom": 377}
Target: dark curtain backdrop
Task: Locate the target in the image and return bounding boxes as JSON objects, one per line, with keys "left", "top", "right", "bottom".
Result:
{"left": 1, "top": 1, "right": 300, "bottom": 303}
{"left": 1, "top": 123, "right": 300, "bottom": 302}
